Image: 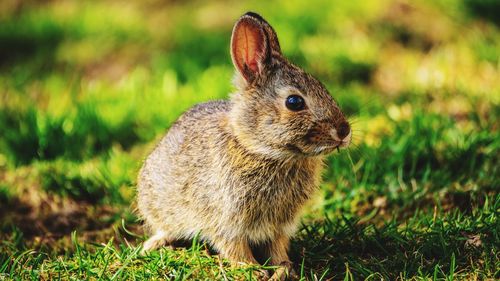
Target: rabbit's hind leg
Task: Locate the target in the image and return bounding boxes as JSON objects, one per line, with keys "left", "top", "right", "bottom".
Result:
{"left": 141, "top": 230, "right": 173, "bottom": 254}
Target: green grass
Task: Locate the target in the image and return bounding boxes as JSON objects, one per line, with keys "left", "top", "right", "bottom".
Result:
{"left": 0, "top": 0, "right": 498, "bottom": 280}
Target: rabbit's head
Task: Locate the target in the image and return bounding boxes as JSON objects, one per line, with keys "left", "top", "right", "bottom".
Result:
{"left": 229, "top": 12, "right": 351, "bottom": 159}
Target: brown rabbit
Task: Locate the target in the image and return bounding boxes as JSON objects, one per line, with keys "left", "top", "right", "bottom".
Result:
{"left": 137, "top": 12, "right": 351, "bottom": 279}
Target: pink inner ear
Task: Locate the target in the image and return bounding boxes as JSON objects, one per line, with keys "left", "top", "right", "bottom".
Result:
{"left": 232, "top": 20, "right": 265, "bottom": 76}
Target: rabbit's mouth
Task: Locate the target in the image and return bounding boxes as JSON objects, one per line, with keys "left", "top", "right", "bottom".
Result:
{"left": 313, "top": 144, "right": 344, "bottom": 155}
{"left": 286, "top": 135, "right": 350, "bottom": 156}
{"left": 285, "top": 143, "right": 340, "bottom": 157}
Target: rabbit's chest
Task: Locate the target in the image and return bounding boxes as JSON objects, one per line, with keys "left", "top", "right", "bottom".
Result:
{"left": 224, "top": 161, "right": 321, "bottom": 239}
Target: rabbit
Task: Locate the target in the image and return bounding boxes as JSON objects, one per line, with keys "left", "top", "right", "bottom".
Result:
{"left": 137, "top": 11, "right": 351, "bottom": 279}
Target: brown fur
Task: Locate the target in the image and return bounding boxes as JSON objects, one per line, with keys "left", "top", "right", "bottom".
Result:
{"left": 137, "top": 12, "right": 351, "bottom": 279}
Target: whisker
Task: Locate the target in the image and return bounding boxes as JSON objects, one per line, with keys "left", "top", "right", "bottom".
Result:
{"left": 351, "top": 131, "right": 366, "bottom": 136}
{"left": 351, "top": 134, "right": 365, "bottom": 140}
{"left": 348, "top": 143, "right": 363, "bottom": 152}
{"left": 351, "top": 135, "right": 364, "bottom": 140}
{"left": 356, "top": 96, "right": 380, "bottom": 114}
{"left": 346, "top": 150, "right": 359, "bottom": 184}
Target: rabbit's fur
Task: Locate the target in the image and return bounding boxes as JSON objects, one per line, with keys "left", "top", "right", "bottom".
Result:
{"left": 137, "top": 12, "right": 351, "bottom": 276}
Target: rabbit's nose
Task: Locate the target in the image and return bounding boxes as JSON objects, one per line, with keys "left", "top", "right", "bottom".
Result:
{"left": 337, "top": 121, "right": 350, "bottom": 140}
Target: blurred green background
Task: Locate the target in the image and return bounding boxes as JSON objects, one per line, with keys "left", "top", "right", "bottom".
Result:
{"left": 0, "top": 0, "right": 498, "bottom": 279}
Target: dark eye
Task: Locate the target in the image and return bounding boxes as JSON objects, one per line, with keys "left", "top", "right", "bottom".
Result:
{"left": 285, "top": 95, "right": 305, "bottom": 111}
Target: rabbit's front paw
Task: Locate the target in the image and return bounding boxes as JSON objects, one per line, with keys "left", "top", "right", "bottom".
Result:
{"left": 269, "top": 261, "right": 296, "bottom": 281}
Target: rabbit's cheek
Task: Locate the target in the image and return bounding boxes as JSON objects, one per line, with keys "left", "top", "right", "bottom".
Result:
{"left": 303, "top": 128, "right": 322, "bottom": 143}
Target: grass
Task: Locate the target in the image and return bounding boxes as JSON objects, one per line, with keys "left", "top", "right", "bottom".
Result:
{"left": 0, "top": 0, "right": 498, "bottom": 280}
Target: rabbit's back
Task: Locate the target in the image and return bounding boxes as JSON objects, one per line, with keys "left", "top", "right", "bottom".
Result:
{"left": 137, "top": 100, "right": 231, "bottom": 234}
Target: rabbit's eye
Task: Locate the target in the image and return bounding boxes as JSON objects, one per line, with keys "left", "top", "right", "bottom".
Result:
{"left": 285, "top": 95, "right": 305, "bottom": 111}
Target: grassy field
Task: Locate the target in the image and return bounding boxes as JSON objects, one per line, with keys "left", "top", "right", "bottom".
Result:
{"left": 0, "top": 0, "right": 499, "bottom": 280}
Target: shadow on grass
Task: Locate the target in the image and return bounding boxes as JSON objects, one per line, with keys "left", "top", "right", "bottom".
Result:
{"left": 0, "top": 195, "right": 114, "bottom": 247}
{"left": 291, "top": 207, "right": 497, "bottom": 279}
{"left": 0, "top": 176, "right": 138, "bottom": 254}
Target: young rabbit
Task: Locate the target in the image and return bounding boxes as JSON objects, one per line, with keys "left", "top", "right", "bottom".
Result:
{"left": 137, "top": 12, "right": 351, "bottom": 279}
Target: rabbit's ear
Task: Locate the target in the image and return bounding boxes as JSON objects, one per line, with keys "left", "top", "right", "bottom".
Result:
{"left": 231, "top": 13, "right": 272, "bottom": 83}
{"left": 245, "top": 12, "right": 281, "bottom": 55}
